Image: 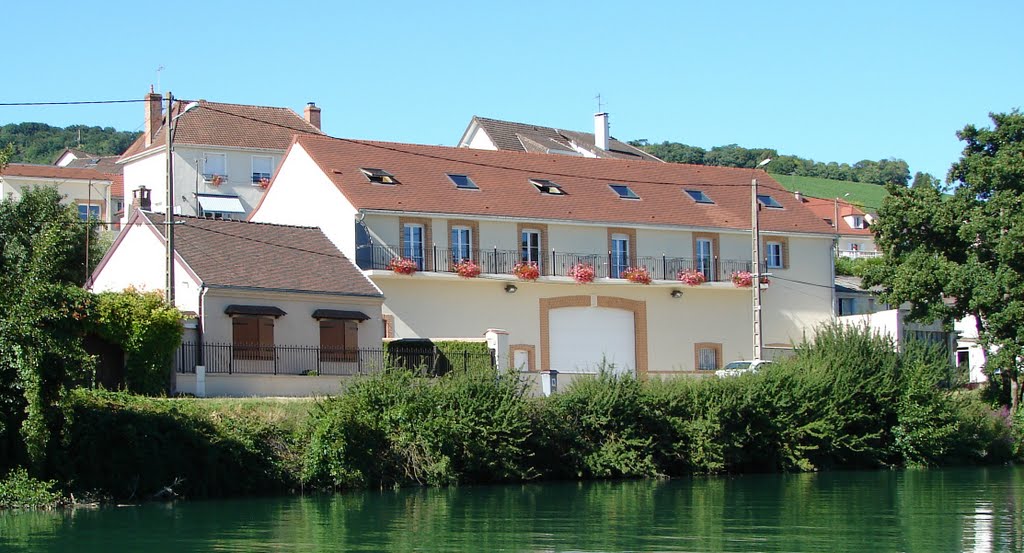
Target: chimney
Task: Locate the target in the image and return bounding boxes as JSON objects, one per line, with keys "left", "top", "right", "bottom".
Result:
{"left": 794, "top": 191, "right": 803, "bottom": 203}
{"left": 304, "top": 102, "right": 321, "bottom": 130}
{"left": 128, "top": 186, "right": 152, "bottom": 222}
{"left": 594, "top": 112, "right": 609, "bottom": 151}
{"left": 145, "top": 87, "right": 163, "bottom": 147}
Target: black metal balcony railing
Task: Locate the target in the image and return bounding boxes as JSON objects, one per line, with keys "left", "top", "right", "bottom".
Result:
{"left": 356, "top": 244, "right": 753, "bottom": 283}
{"left": 175, "top": 343, "right": 495, "bottom": 377}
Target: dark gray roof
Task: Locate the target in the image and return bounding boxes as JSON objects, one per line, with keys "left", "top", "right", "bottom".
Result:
{"left": 835, "top": 275, "right": 883, "bottom": 295}
{"left": 468, "top": 116, "right": 663, "bottom": 162}
{"left": 144, "top": 212, "right": 381, "bottom": 297}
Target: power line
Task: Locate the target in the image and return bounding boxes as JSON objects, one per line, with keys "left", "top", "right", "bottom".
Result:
{"left": 0, "top": 99, "right": 147, "bottom": 106}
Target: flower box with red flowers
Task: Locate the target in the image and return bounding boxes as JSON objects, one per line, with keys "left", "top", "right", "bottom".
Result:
{"left": 513, "top": 261, "right": 540, "bottom": 281}
{"left": 454, "top": 259, "right": 481, "bottom": 278}
{"left": 622, "top": 266, "right": 653, "bottom": 285}
{"left": 677, "top": 268, "right": 707, "bottom": 286}
{"left": 388, "top": 257, "right": 419, "bottom": 275}
{"left": 731, "top": 270, "right": 769, "bottom": 288}
{"left": 568, "top": 263, "right": 596, "bottom": 284}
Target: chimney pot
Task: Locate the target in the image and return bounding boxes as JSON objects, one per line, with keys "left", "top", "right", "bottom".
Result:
{"left": 128, "top": 185, "right": 152, "bottom": 222}
{"left": 304, "top": 102, "right": 322, "bottom": 130}
{"left": 594, "top": 112, "right": 609, "bottom": 151}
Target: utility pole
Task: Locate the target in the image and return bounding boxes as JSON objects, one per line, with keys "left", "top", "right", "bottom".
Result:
{"left": 165, "top": 91, "right": 175, "bottom": 305}
{"left": 751, "top": 158, "right": 771, "bottom": 360}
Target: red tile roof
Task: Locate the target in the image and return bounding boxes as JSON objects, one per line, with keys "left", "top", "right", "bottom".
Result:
{"left": 802, "top": 197, "right": 874, "bottom": 236}
{"left": 284, "top": 135, "right": 835, "bottom": 235}
{"left": 143, "top": 212, "right": 380, "bottom": 297}
{"left": 1, "top": 163, "right": 112, "bottom": 182}
{"left": 120, "top": 100, "right": 323, "bottom": 159}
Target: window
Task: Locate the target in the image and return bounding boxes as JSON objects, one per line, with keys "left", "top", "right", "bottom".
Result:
{"left": 320, "top": 319, "right": 358, "bottom": 362}
{"left": 695, "top": 343, "right": 722, "bottom": 370}
{"left": 609, "top": 184, "right": 640, "bottom": 199}
{"left": 232, "top": 316, "right": 274, "bottom": 360}
{"left": 685, "top": 189, "right": 714, "bottom": 204}
{"left": 530, "top": 178, "right": 566, "bottom": 195}
{"left": 756, "top": 194, "right": 783, "bottom": 209}
{"left": 696, "top": 238, "right": 714, "bottom": 280}
{"left": 451, "top": 226, "right": 472, "bottom": 263}
{"left": 203, "top": 153, "right": 227, "bottom": 178}
{"left": 403, "top": 224, "right": 425, "bottom": 269}
{"left": 521, "top": 229, "right": 541, "bottom": 265}
{"left": 77, "top": 204, "right": 101, "bottom": 221}
{"left": 252, "top": 156, "right": 274, "bottom": 184}
{"left": 361, "top": 168, "right": 398, "bottom": 184}
{"left": 611, "top": 233, "right": 629, "bottom": 278}
{"left": 850, "top": 215, "right": 867, "bottom": 229}
{"left": 447, "top": 174, "right": 478, "bottom": 190}
{"left": 766, "top": 241, "right": 783, "bottom": 269}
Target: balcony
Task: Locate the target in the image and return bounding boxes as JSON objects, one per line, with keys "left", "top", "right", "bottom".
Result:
{"left": 838, "top": 249, "right": 881, "bottom": 260}
{"left": 356, "top": 244, "right": 752, "bottom": 283}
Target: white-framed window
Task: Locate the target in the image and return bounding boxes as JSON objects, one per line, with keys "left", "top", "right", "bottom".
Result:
{"left": 251, "top": 156, "right": 273, "bottom": 184}
{"left": 403, "top": 224, "right": 425, "bottom": 270}
{"left": 611, "top": 233, "right": 629, "bottom": 278}
{"left": 696, "top": 238, "right": 714, "bottom": 280}
{"left": 766, "top": 241, "right": 783, "bottom": 269}
{"left": 77, "top": 203, "right": 101, "bottom": 221}
{"left": 850, "top": 215, "right": 867, "bottom": 229}
{"left": 521, "top": 229, "right": 541, "bottom": 264}
{"left": 203, "top": 153, "right": 227, "bottom": 178}
{"left": 696, "top": 343, "right": 722, "bottom": 370}
{"left": 451, "top": 226, "right": 472, "bottom": 263}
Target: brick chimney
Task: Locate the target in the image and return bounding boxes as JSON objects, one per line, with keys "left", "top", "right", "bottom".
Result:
{"left": 304, "top": 102, "right": 321, "bottom": 130}
{"left": 145, "top": 87, "right": 163, "bottom": 147}
{"left": 127, "top": 185, "right": 152, "bottom": 222}
{"left": 594, "top": 112, "right": 609, "bottom": 151}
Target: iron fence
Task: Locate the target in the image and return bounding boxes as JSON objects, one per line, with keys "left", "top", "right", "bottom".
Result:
{"left": 176, "top": 342, "right": 495, "bottom": 377}
{"left": 355, "top": 243, "right": 753, "bottom": 283}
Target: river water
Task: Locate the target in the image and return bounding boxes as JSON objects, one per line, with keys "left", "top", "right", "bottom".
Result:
{"left": 2, "top": 467, "right": 1021, "bottom": 552}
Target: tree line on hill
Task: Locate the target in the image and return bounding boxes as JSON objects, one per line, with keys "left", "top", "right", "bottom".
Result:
{"left": 630, "top": 140, "right": 912, "bottom": 186}
{"left": 0, "top": 123, "right": 140, "bottom": 165}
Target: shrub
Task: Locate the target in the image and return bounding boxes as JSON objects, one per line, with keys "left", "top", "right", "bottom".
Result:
{"left": 0, "top": 468, "right": 64, "bottom": 509}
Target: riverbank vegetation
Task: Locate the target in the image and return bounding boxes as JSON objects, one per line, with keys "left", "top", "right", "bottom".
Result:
{"left": 3, "top": 325, "right": 1019, "bottom": 508}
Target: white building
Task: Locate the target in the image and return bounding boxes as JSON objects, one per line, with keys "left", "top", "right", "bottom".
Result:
{"left": 250, "top": 134, "right": 838, "bottom": 377}
{"left": 1, "top": 163, "right": 114, "bottom": 224}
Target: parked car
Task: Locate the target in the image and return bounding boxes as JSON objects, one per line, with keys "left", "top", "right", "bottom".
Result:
{"left": 715, "top": 359, "right": 772, "bottom": 378}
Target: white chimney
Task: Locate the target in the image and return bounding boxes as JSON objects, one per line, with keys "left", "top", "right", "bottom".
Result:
{"left": 794, "top": 191, "right": 803, "bottom": 202}
{"left": 594, "top": 112, "right": 609, "bottom": 151}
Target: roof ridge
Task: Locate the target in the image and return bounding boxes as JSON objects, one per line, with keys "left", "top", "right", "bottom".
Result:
{"left": 157, "top": 213, "right": 321, "bottom": 231}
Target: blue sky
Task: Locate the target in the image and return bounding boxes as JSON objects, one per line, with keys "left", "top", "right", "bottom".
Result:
{"left": 3, "top": 1, "right": 1021, "bottom": 181}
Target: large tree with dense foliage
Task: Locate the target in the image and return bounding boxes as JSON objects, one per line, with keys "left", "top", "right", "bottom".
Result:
{"left": 0, "top": 123, "right": 138, "bottom": 165}
{"left": 864, "top": 111, "right": 1024, "bottom": 412}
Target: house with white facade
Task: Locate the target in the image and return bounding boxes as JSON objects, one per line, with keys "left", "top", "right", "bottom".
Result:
{"left": 54, "top": 148, "right": 126, "bottom": 226}
{"left": 1, "top": 163, "right": 114, "bottom": 223}
{"left": 250, "top": 134, "right": 838, "bottom": 377}
{"left": 88, "top": 208, "right": 384, "bottom": 397}
{"left": 801, "top": 195, "right": 878, "bottom": 258}
{"left": 117, "top": 90, "right": 324, "bottom": 221}
{"left": 459, "top": 114, "right": 663, "bottom": 162}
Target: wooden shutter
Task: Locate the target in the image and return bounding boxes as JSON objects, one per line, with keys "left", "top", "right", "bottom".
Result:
{"left": 258, "top": 317, "right": 275, "bottom": 360}
{"left": 343, "top": 321, "right": 359, "bottom": 362}
{"left": 233, "top": 316, "right": 258, "bottom": 360}
{"left": 320, "top": 320, "right": 344, "bottom": 362}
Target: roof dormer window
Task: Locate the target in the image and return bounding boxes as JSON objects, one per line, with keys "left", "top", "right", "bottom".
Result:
{"left": 530, "top": 178, "right": 566, "bottom": 195}
{"left": 361, "top": 168, "right": 398, "bottom": 185}
{"left": 609, "top": 183, "right": 640, "bottom": 200}
{"left": 447, "top": 174, "right": 478, "bottom": 190}
{"left": 685, "top": 189, "right": 714, "bottom": 204}
{"left": 756, "top": 194, "right": 783, "bottom": 209}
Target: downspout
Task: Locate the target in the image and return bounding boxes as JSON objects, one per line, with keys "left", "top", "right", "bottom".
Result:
{"left": 197, "top": 283, "right": 208, "bottom": 366}
{"left": 830, "top": 238, "right": 837, "bottom": 318}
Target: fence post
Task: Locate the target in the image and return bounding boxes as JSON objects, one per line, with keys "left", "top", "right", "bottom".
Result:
{"left": 484, "top": 328, "right": 509, "bottom": 371}
{"left": 662, "top": 254, "right": 667, "bottom": 281}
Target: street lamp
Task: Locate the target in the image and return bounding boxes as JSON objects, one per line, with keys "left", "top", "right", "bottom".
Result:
{"left": 752, "top": 157, "right": 771, "bottom": 360}
{"left": 165, "top": 93, "right": 199, "bottom": 304}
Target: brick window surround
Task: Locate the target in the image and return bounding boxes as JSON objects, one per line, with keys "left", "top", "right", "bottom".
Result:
{"left": 398, "top": 216, "right": 432, "bottom": 270}
{"left": 446, "top": 219, "right": 480, "bottom": 259}
{"left": 509, "top": 344, "right": 536, "bottom": 372}
{"left": 692, "top": 232, "right": 720, "bottom": 280}
{"left": 694, "top": 342, "right": 723, "bottom": 370}
{"left": 607, "top": 227, "right": 638, "bottom": 266}
{"left": 516, "top": 222, "right": 549, "bottom": 274}
{"left": 762, "top": 235, "right": 790, "bottom": 269}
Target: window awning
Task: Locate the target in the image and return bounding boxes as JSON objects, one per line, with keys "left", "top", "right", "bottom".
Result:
{"left": 224, "top": 305, "right": 287, "bottom": 317}
{"left": 197, "top": 194, "right": 246, "bottom": 214}
{"left": 311, "top": 309, "right": 370, "bottom": 321}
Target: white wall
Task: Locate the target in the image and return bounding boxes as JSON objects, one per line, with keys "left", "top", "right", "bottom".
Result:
{"left": 1, "top": 176, "right": 113, "bottom": 224}
{"left": 248, "top": 144, "right": 358, "bottom": 257}
{"left": 122, "top": 151, "right": 168, "bottom": 212}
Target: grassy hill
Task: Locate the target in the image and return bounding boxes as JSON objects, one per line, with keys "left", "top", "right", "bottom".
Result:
{"left": 770, "top": 174, "right": 889, "bottom": 212}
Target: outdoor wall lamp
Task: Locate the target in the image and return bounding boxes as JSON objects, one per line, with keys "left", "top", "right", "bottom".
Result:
{"left": 505, "top": 284, "right": 518, "bottom": 294}
{"left": 670, "top": 289, "right": 683, "bottom": 299}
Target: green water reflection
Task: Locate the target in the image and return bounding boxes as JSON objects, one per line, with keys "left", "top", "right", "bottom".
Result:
{"left": 2, "top": 467, "right": 1022, "bottom": 552}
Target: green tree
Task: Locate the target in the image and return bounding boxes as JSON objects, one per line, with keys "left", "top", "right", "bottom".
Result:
{"left": 0, "top": 143, "right": 13, "bottom": 173}
{"left": 865, "top": 111, "right": 1024, "bottom": 412}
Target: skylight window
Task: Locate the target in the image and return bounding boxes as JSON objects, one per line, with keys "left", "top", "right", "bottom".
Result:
{"left": 530, "top": 178, "right": 566, "bottom": 195}
{"left": 685, "top": 189, "right": 714, "bottom": 204}
{"left": 609, "top": 184, "right": 640, "bottom": 200}
{"left": 757, "top": 194, "right": 784, "bottom": 209}
{"left": 361, "top": 168, "right": 398, "bottom": 185}
{"left": 447, "top": 174, "right": 478, "bottom": 190}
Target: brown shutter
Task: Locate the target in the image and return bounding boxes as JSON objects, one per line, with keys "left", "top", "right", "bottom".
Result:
{"left": 233, "top": 317, "right": 258, "bottom": 360}
{"left": 343, "top": 321, "right": 359, "bottom": 362}
{"left": 258, "top": 317, "right": 275, "bottom": 360}
{"left": 320, "top": 320, "right": 344, "bottom": 362}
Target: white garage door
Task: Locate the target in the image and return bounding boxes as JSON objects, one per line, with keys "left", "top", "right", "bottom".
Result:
{"left": 549, "top": 306, "right": 635, "bottom": 375}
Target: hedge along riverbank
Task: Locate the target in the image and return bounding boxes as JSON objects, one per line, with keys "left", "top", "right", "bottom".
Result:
{"left": 7, "top": 326, "right": 1022, "bottom": 504}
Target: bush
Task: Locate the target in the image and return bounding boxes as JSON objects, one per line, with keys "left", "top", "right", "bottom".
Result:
{"left": 0, "top": 468, "right": 64, "bottom": 509}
